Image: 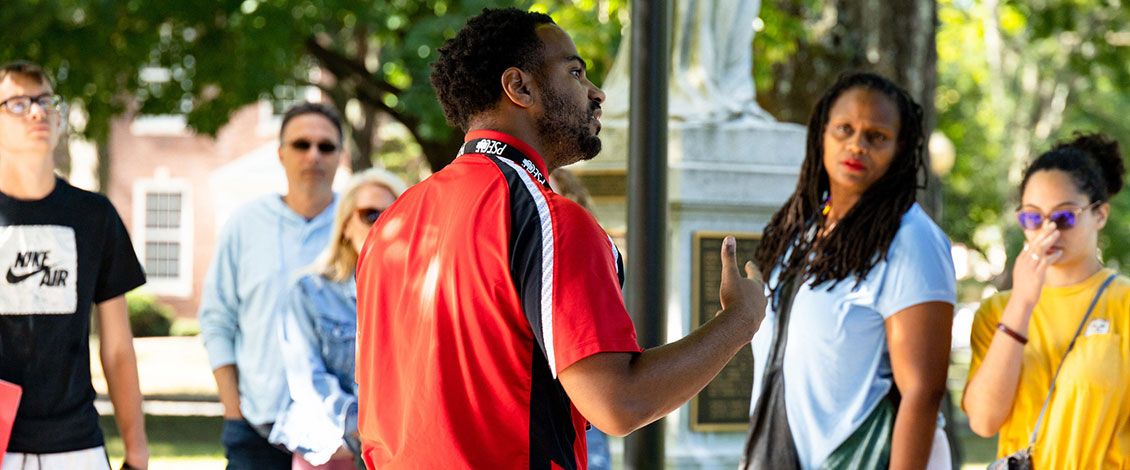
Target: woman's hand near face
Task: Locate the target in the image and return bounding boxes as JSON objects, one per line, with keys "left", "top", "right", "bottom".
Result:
{"left": 963, "top": 222, "right": 1062, "bottom": 436}
{"left": 1012, "top": 223, "right": 1062, "bottom": 307}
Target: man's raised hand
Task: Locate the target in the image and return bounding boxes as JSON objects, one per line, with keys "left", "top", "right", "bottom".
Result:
{"left": 718, "top": 236, "right": 767, "bottom": 340}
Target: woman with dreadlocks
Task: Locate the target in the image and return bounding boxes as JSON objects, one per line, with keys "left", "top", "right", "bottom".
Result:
{"left": 741, "top": 72, "right": 955, "bottom": 470}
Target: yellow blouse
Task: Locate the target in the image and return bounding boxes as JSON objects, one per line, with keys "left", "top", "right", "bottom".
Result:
{"left": 967, "top": 268, "right": 1130, "bottom": 469}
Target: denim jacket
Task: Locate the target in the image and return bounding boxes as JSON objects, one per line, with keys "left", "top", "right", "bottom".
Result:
{"left": 269, "top": 272, "right": 360, "bottom": 465}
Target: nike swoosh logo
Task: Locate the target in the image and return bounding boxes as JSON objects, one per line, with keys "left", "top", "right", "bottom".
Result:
{"left": 6, "top": 266, "right": 49, "bottom": 284}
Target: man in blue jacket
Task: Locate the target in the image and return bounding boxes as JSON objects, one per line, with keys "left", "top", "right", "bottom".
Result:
{"left": 198, "top": 102, "right": 342, "bottom": 469}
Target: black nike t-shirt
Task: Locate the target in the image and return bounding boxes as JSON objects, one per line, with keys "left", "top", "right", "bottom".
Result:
{"left": 0, "top": 177, "right": 146, "bottom": 453}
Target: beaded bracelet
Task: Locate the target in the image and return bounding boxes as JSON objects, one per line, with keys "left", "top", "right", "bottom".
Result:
{"left": 997, "top": 322, "right": 1029, "bottom": 345}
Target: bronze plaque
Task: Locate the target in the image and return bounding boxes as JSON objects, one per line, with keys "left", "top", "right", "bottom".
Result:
{"left": 577, "top": 171, "right": 627, "bottom": 198}
{"left": 690, "top": 231, "right": 761, "bottom": 432}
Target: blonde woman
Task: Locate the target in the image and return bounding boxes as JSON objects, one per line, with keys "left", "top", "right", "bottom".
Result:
{"left": 269, "top": 168, "right": 407, "bottom": 470}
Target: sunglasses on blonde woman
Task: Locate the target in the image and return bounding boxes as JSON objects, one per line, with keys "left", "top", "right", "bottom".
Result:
{"left": 1016, "top": 201, "right": 1101, "bottom": 230}
{"left": 356, "top": 208, "right": 383, "bottom": 226}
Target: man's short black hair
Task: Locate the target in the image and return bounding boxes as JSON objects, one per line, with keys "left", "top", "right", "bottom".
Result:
{"left": 430, "top": 8, "right": 556, "bottom": 132}
{"left": 280, "top": 102, "right": 343, "bottom": 143}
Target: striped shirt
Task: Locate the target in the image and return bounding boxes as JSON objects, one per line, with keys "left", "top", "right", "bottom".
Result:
{"left": 355, "top": 130, "right": 640, "bottom": 469}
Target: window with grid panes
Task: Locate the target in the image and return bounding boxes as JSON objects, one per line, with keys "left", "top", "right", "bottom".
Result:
{"left": 144, "top": 192, "right": 182, "bottom": 279}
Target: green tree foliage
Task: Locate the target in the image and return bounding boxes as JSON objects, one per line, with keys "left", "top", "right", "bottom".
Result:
{"left": 935, "top": 0, "right": 1130, "bottom": 286}
{"left": 0, "top": 0, "right": 626, "bottom": 172}
{"left": 1, "top": 0, "right": 166, "bottom": 144}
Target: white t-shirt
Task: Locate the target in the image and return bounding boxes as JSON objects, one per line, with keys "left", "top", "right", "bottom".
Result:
{"left": 750, "top": 203, "right": 956, "bottom": 470}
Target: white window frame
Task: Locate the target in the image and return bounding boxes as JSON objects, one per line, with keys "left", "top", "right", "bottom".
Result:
{"left": 132, "top": 177, "right": 194, "bottom": 297}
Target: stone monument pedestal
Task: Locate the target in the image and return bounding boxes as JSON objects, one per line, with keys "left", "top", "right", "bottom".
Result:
{"left": 571, "top": 116, "right": 805, "bottom": 467}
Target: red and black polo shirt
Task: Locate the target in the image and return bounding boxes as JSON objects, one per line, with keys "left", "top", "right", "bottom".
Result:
{"left": 355, "top": 130, "right": 641, "bottom": 469}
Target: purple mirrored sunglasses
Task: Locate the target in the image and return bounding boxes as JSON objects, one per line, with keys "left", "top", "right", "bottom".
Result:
{"left": 1016, "top": 201, "right": 1101, "bottom": 230}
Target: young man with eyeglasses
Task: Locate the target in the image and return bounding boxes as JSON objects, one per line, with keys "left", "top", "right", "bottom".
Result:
{"left": 198, "top": 102, "right": 343, "bottom": 469}
{"left": 0, "top": 61, "right": 148, "bottom": 470}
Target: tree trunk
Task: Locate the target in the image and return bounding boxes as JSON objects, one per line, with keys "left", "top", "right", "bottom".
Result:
{"left": 97, "top": 139, "right": 111, "bottom": 194}
{"left": 350, "top": 100, "right": 378, "bottom": 171}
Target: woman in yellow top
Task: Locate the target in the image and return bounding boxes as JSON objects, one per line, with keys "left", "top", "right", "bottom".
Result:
{"left": 964, "top": 132, "right": 1130, "bottom": 469}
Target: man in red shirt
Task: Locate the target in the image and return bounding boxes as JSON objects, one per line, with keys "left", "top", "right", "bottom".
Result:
{"left": 355, "top": 8, "right": 767, "bottom": 469}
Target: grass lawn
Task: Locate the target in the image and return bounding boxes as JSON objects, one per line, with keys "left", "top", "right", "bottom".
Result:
{"left": 100, "top": 414, "right": 226, "bottom": 469}
{"left": 956, "top": 428, "right": 999, "bottom": 469}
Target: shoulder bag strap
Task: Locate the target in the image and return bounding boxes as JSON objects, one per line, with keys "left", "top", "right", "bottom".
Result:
{"left": 1026, "top": 272, "right": 1117, "bottom": 450}
{"left": 767, "top": 272, "right": 802, "bottom": 371}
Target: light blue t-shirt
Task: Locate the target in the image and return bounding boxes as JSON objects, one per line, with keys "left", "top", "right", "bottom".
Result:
{"left": 198, "top": 194, "right": 337, "bottom": 427}
{"left": 750, "top": 203, "right": 956, "bottom": 470}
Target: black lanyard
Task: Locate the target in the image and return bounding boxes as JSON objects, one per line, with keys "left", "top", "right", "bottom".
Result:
{"left": 459, "top": 138, "right": 550, "bottom": 189}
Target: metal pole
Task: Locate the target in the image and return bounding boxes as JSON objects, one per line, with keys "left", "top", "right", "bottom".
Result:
{"left": 624, "top": 0, "right": 668, "bottom": 469}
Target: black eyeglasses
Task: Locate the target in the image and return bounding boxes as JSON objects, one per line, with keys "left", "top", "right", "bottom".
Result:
{"left": 0, "top": 94, "right": 63, "bottom": 115}
{"left": 356, "top": 208, "right": 383, "bottom": 226}
{"left": 1016, "top": 201, "right": 1101, "bottom": 230}
{"left": 289, "top": 139, "right": 338, "bottom": 154}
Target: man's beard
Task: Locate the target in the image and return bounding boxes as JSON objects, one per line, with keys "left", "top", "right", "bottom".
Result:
{"left": 535, "top": 83, "right": 601, "bottom": 166}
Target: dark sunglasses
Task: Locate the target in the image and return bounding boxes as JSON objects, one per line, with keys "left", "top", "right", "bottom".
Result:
{"left": 356, "top": 208, "right": 383, "bottom": 226}
{"left": 1016, "top": 201, "right": 1101, "bottom": 230}
{"left": 289, "top": 139, "right": 338, "bottom": 154}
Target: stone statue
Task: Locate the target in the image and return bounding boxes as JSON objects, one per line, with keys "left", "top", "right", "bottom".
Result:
{"left": 602, "top": 0, "right": 772, "bottom": 123}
